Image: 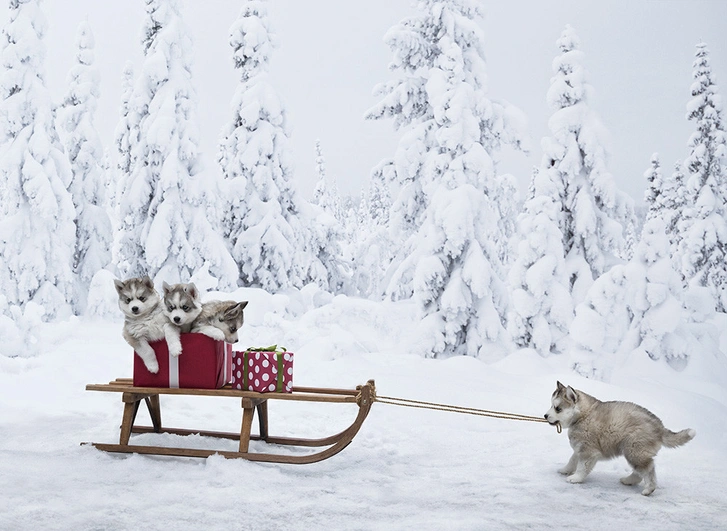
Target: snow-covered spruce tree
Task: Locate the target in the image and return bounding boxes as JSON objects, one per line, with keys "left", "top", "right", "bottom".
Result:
{"left": 366, "top": 0, "right": 527, "bottom": 358}
{"left": 664, "top": 161, "right": 688, "bottom": 262}
{"left": 311, "top": 139, "right": 343, "bottom": 222}
{"left": 56, "top": 21, "right": 113, "bottom": 312}
{"left": 352, "top": 160, "right": 395, "bottom": 298}
{"left": 540, "top": 25, "right": 635, "bottom": 304}
{"left": 571, "top": 217, "right": 693, "bottom": 375}
{"left": 643, "top": 153, "right": 663, "bottom": 220}
{"left": 678, "top": 42, "right": 727, "bottom": 312}
{"left": 508, "top": 168, "right": 573, "bottom": 356}
{"left": 0, "top": 0, "right": 76, "bottom": 321}
{"left": 308, "top": 139, "right": 348, "bottom": 292}
{"left": 113, "top": 61, "right": 135, "bottom": 210}
{"left": 218, "top": 0, "right": 316, "bottom": 291}
{"left": 115, "top": 0, "right": 237, "bottom": 288}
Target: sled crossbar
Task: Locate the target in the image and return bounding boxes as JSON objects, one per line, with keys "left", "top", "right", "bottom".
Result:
{"left": 83, "top": 378, "right": 376, "bottom": 464}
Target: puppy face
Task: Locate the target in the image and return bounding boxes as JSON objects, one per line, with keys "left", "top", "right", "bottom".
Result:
{"left": 216, "top": 301, "right": 248, "bottom": 343}
{"left": 162, "top": 282, "right": 202, "bottom": 327}
{"left": 544, "top": 381, "right": 579, "bottom": 429}
{"left": 114, "top": 276, "right": 160, "bottom": 318}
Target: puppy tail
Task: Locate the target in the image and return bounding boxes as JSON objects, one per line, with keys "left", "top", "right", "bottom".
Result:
{"left": 662, "top": 428, "right": 696, "bottom": 448}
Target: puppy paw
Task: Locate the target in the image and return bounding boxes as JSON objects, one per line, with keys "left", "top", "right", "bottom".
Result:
{"left": 620, "top": 473, "right": 642, "bottom": 486}
{"left": 641, "top": 485, "right": 656, "bottom": 496}
{"left": 145, "top": 359, "right": 159, "bottom": 374}
{"left": 566, "top": 474, "right": 585, "bottom": 484}
{"left": 558, "top": 467, "right": 574, "bottom": 475}
{"left": 169, "top": 345, "right": 182, "bottom": 357}
{"left": 205, "top": 329, "right": 226, "bottom": 341}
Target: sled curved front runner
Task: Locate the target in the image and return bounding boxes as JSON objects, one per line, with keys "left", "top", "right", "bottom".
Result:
{"left": 83, "top": 378, "right": 375, "bottom": 464}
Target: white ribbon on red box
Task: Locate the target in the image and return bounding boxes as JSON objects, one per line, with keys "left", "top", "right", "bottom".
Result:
{"left": 169, "top": 352, "right": 180, "bottom": 389}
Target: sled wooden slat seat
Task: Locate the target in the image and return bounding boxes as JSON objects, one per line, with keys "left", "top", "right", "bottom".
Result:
{"left": 84, "top": 378, "right": 376, "bottom": 464}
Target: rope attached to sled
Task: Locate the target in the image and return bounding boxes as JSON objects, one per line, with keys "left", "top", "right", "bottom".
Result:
{"left": 374, "top": 394, "right": 561, "bottom": 433}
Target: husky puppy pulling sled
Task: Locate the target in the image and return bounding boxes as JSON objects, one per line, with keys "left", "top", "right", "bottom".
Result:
{"left": 545, "top": 381, "right": 695, "bottom": 495}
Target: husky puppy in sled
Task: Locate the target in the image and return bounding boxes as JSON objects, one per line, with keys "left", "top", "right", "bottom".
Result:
{"left": 191, "top": 300, "right": 248, "bottom": 344}
{"left": 162, "top": 282, "right": 203, "bottom": 333}
{"left": 544, "top": 381, "right": 695, "bottom": 496}
{"left": 114, "top": 276, "right": 183, "bottom": 373}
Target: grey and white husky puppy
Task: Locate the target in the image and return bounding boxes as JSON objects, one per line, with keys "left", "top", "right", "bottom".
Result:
{"left": 544, "top": 381, "right": 695, "bottom": 496}
{"left": 191, "top": 300, "right": 248, "bottom": 344}
{"left": 162, "top": 281, "right": 203, "bottom": 333}
{"left": 114, "top": 276, "right": 183, "bottom": 373}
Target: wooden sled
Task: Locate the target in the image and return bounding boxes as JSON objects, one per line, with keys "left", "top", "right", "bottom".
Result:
{"left": 84, "top": 378, "right": 376, "bottom": 464}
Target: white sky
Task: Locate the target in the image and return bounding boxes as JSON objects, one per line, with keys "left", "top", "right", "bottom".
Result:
{"left": 3, "top": 0, "right": 726, "bottom": 205}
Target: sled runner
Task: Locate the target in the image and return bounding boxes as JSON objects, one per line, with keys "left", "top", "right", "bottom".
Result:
{"left": 83, "top": 378, "right": 376, "bottom": 464}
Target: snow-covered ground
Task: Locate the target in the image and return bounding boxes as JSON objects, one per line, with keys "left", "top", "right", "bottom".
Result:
{"left": 1, "top": 288, "right": 726, "bottom": 530}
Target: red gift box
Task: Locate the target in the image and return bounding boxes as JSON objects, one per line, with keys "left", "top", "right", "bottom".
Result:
{"left": 231, "top": 349, "right": 293, "bottom": 393}
{"left": 133, "top": 333, "right": 232, "bottom": 389}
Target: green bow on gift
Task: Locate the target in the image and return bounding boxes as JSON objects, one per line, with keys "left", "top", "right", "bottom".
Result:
{"left": 245, "top": 345, "right": 287, "bottom": 353}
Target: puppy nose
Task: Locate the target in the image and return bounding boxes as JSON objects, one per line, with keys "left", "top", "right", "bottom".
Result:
{"left": 233, "top": 338, "right": 238, "bottom": 343}
{"left": 131, "top": 306, "right": 139, "bottom": 314}
{"left": 544, "top": 414, "right": 549, "bottom": 420}
{"left": 173, "top": 316, "right": 181, "bottom": 323}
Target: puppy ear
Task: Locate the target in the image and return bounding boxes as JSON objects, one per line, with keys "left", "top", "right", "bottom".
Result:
{"left": 565, "top": 386, "right": 578, "bottom": 403}
{"left": 556, "top": 381, "right": 565, "bottom": 391}
{"left": 162, "top": 281, "right": 171, "bottom": 294}
{"left": 223, "top": 303, "right": 241, "bottom": 320}
{"left": 114, "top": 279, "right": 125, "bottom": 294}
{"left": 142, "top": 276, "right": 155, "bottom": 290}
{"left": 239, "top": 300, "right": 249, "bottom": 310}
{"left": 186, "top": 283, "right": 198, "bottom": 300}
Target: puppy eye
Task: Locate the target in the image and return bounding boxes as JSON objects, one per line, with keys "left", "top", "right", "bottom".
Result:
{"left": 182, "top": 305, "right": 189, "bottom": 312}
{"left": 555, "top": 407, "right": 562, "bottom": 413}
{"left": 125, "top": 298, "right": 132, "bottom": 304}
{"left": 218, "top": 317, "right": 224, "bottom": 322}
{"left": 139, "top": 296, "right": 146, "bottom": 302}
{"left": 229, "top": 326, "right": 237, "bottom": 333}
{"left": 167, "top": 306, "right": 174, "bottom": 312}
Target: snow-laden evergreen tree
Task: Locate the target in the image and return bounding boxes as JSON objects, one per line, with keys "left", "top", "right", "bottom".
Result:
{"left": 311, "top": 139, "right": 343, "bottom": 221}
{"left": 113, "top": 61, "right": 135, "bottom": 209}
{"left": 0, "top": 0, "right": 75, "bottom": 321}
{"left": 571, "top": 217, "right": 694, "bottom": 375}
{"left": 677, "top": 42, "right": 727, "bottom": 312}
{"left": 508, "top": 168, "right": 573, "bottom": 356}
{"left": 308, "top": 139, "right": 348, "bottom": 292}
{"left": 352, "top": 160, "right": 395, "bottom": 298}
{"left": 366, "top": 0, "right": 528, "bottom": 358}
{"left": 664, "top": 161, "right": 688, "bottom": 261}
{"left": 218, "top": 0, "right": 315, "bottom": 291}
{"left": 56, "top": 21, "right": 113, "bottom": 312}
{"left": 643, "top": 153, "right": 663, "bottom": 220}
{"left": 540, "top": 25, "right": 635, "bottom": 304}
{"left": 115, "top": 0, "right": 237, "bottom": 288}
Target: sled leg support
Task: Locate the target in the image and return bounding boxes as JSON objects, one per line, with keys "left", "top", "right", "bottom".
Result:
{"left": 83, "top": 379, "right": 376, "bottom": 464}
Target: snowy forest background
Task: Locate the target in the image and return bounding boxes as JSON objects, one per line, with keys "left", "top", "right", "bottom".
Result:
{"left": 1, "top": 0, "right": 727, "bottom": 385}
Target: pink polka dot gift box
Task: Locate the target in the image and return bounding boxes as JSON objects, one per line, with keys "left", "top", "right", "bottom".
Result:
{"left": 231, "top": 346, "right": 294, "bottom": 393}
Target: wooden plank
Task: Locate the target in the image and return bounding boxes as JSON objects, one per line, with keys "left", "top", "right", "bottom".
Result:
{"left": 86, "top": 442, "right": 355, "bottom": 465}
{"left": 86, "top": 383, "right": 357, "bottom": 402}
{"left": 111, "top": 379, "right": 358, "bottom": 396}
{"left": 131, "top": 425, "right": 351, "bottom": 447}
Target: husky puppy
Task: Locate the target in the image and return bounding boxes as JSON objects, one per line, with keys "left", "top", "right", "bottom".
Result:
{"left": 191, "top": 300, "right": 248, "bottom": 344}
{"left": 544, "top": 381, "right": 695, "bottom": 496}
{"left": 162, "top": 282, "right": 203, "bottom": 333}
{"left": 114, "top": 276, "right": 183, "bottom": 374}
